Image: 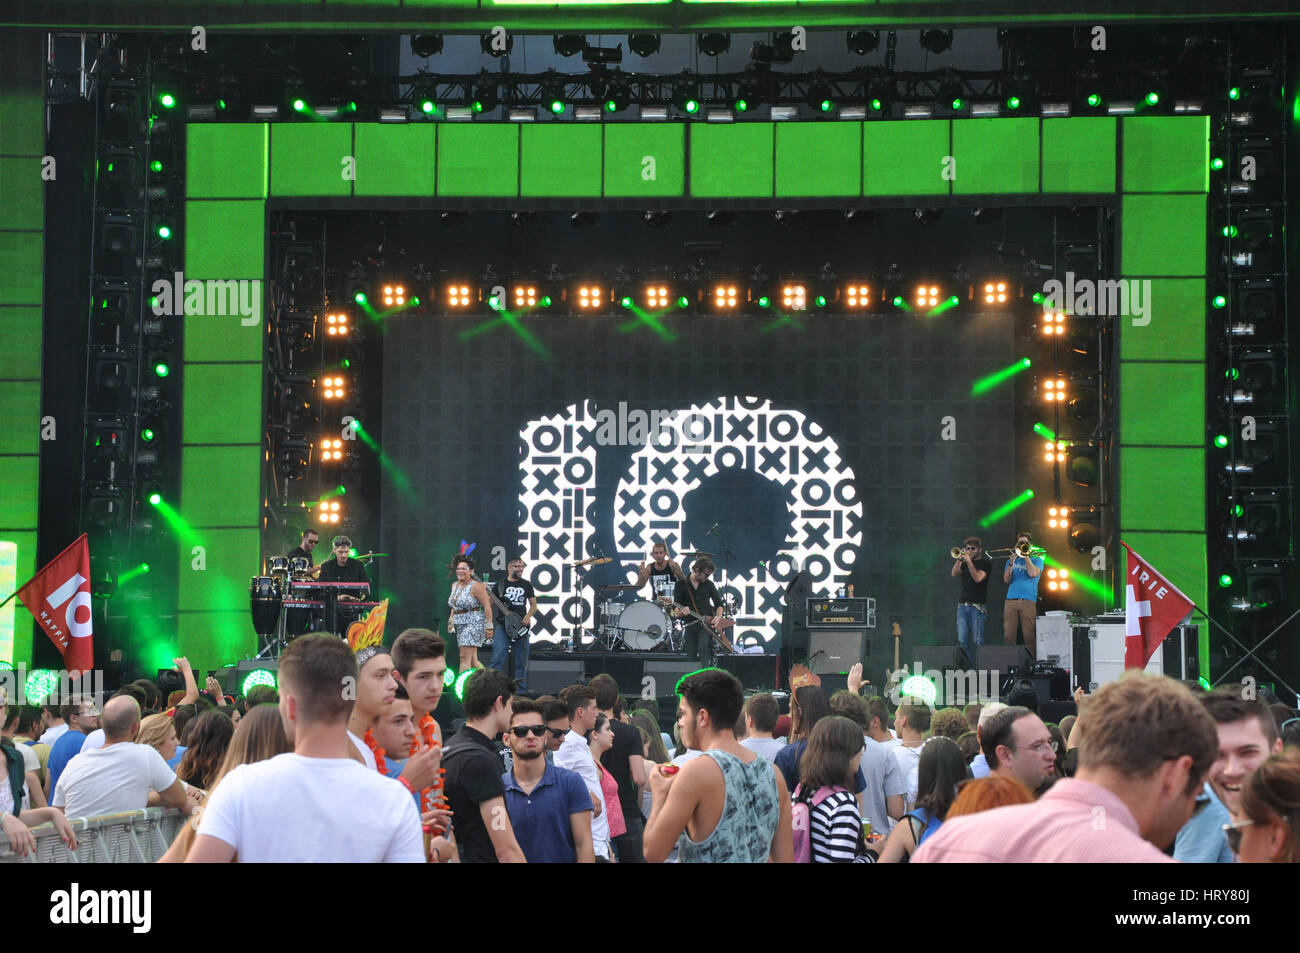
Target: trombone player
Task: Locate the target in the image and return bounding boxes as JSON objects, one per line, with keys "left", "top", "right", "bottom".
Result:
{"left": 951, "top": 538, "right": 990, "bottom": 669}
{"left": 1001, "top": 530, "right": 1043, "bottom": 660}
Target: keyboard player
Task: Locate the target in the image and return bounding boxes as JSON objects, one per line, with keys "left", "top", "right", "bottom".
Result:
{"left": 319, "top": 534, "right": 370, "bottom": 591}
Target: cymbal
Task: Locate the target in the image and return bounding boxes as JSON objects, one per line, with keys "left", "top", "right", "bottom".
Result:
{"left": 683, "top": 551, "right": 714, "bottom": 558}
{"left": 573, "top": 556, "right": 613, "bottom": 567}
{"left": 601, "top": 584, "right": 638, "bottom": 591}
{"left": 355, "top": 552, "right": 388, "bottom": 561}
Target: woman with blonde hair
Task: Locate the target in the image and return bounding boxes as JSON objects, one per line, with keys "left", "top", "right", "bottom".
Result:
{"left": 158, "top": 705, "right": 291, "bottom": 862}
{"left": 136, "top": 714, "right": 180, "bottom": 763}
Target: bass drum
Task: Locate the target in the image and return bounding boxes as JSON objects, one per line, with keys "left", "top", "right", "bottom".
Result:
{"left": 619, "top": 600, "right": 671, "bottom": 651}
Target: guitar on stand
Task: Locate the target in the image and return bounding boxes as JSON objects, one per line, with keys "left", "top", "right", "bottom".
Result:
{"left": 881, "top": 622, "right": 905, "bottom": 702}
{"left": 656, "top": 598, "right": 735, "bottom": 663}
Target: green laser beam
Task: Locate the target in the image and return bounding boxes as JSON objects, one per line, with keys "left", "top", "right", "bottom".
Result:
{"left": 971, "top": 357, "right": 1032, "bottom": 396}
{"left": 758, "top": 312, "right": 804, "bottom": 334}
{"left": 977, "top": 489, "right": 1035, "bottom": 528}
{"left": 352, "top": 422, "right": 417, "bottom": 502}
{"left": 117, "top": 562, "right": 151, "bottom": 585}
{"left": 1033, "top": 422, "right": 1057, "bottom": 441}
{"left": 457, "top": 307, "right": 551, "bottom": 358}
{"left": 616, "top": 304, "right": 678, "bottom": 342}
{"left": 928, "top": 295, "right": 961, "bottom": 316}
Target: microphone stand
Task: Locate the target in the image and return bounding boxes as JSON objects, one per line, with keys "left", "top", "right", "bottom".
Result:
{"left": 709, "top": 524, "right": 738, "bottom": 618}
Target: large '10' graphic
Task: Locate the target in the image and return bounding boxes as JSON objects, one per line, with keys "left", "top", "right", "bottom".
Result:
{"left": 517, "top": 396, "right": 863, "bottom": 646}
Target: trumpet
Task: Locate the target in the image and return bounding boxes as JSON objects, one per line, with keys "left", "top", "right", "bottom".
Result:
{"left": 950, "top": 546, "right": 989, "bottom": 559}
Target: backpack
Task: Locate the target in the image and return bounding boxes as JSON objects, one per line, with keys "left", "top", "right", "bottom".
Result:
{"left": 791, "top": 783, "right": 848, "bottom": 863}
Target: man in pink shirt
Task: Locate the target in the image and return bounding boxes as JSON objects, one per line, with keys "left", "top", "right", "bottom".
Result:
{"left": 914, "top": 671, "right": 1218, "bottom": 863}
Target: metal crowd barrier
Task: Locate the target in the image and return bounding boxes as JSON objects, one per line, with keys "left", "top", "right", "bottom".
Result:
{"left": 0, "top": 808, "right": 189, "bottom": 863}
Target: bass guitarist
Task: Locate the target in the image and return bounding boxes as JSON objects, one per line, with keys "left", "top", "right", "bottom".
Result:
{"left": 490, "top": 556, "right": 537, "bottom": 689}
{"left": 671, "top": 557, "right": 727, "bottom": 663}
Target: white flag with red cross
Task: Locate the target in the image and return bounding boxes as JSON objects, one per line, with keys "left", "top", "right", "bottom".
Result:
{"left": 1122, "top": 543, "right": 1194, "bottom": 670}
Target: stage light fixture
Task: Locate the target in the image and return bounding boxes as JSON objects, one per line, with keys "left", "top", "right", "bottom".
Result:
{"left": 604, "top": 76, "right": 631, "bottom": 113}
{"left": 570, "top": 211, "right": 600, "bottom": 229}
{"left": 913, "top": 208, "right": 942, "bottom": 225}
{"left": 318, "top": 500, "right": 343, "bottom": 525}
{"left": 381, "top": 284, "right": 406, "bottom": 307}
{"left": 446, "top": 284, "right": 473, "bottom": 308}
{"left": 577, "top": 285, "right": 604, "bottom": 310}
{"left": 471, "top": 74, "right": 499, "bottom": 113}
{"left": 628, "top": 34, "right": 661, "bottom": 57}
{"left": 914, "top": 285, "right": 940, "bottom": 308}
{"left": 1044, "top": 441, "right": 1067, "bottom": 463}
{"left": 322, "top": 376, "right": 346, "bottom": 400}
{"left": 513, "top": 286, "right": 538, "bottom": 308}
{"left": 846, "top": 30, "right": 879, "bottom": 55}
{"left": 645, "top": 285, "right": 670, "bottom": 309}
{"left": 320, "top": 438, "right": 344, "bottom": 462}
{"left": 698, "top": 33, "right": 730, "bottom": 57}
{"left": 325, "top": 312, "right": 350, "bottom": 337}
{"left": 806, "top": 76, "right": 834, "bottom": 113}
{"left": 642, "top": 210, "right": 672, "bottom": 228}
{"left": 1047, "top": 507, "right": 1065, "bottom": 530}
{"left": 410, "top": 34, "right": 444, "bottom": 58}
{"left": 707, "top": 210, "right": 736, "bottom": 228}
{"left": 919, "top": 29, "right": 953, "bottom": 54}
{"left": 1042, "top": 379, "right": 1066, "bottom": 402}
{"left": 750, "top": 35, "right": 796, "bottom": 66}
{"left": 1045, "top": 568, "right": 1070, "bottom": 592}
{"left": 1041, "top": 310, "right": 1066, "bottom": 335}
{"left": 845, "top": 284, "right": 871, "bottom": 309}
{"left": 982, "top": 281, "right": 1009, "bottom": 305}
{"left": 1066, "top": 446, "right": 1099, "bottom": 487}
{"left": 713, "top": 285, "right": 739, "bottom": 311}
{"left": 781, "top": 284, "right": 807, "bottom": 311}
{"left": 554, "top": 35, "right": 586, "bottom": 57}
{"left": 673, "top": 75, "right": 702, "bottom": 115}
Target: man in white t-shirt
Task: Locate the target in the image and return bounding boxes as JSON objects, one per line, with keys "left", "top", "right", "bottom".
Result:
{"left": 52, "top": 696, "right": 194, "bottom": 820}
{"left": 737, "top": 693, "right": 785, "bottom": 762}
{"left": 186, "top": 634, "right": 424, "bottom": 863}
{"left": 892, "top": 701, "right": 930, "bottom": 809}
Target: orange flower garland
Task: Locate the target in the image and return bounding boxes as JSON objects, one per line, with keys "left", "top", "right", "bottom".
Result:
{"left": 363, "top": 728, "right": 389, "bottom": 776}
{"left": 411, "top": 714, "right": 447, "bottom": 812}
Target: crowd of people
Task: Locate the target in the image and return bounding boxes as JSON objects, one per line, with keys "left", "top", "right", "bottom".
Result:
{"left": 3, "top": 630, "right": 1300, "bottom": 863}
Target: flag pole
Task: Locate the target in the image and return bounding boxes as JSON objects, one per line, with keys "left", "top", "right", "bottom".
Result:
{"left": 0, "top": 590, "right": 17, "bottom": 610}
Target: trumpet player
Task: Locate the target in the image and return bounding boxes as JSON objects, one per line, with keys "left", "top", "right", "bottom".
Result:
{"left": 951, "top": 538, "right": 991, "bottom": 668}
{"left": 1002, "top": 530, "right": 1043, "bottom": 659}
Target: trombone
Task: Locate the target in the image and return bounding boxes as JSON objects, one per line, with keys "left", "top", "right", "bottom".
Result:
{"left": 986, "top": 541, "right": 1045, "bottom": 558}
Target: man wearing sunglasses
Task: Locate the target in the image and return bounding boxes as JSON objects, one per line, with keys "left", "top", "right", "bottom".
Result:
{"left": 501, "top": 697, "right": 595, "bottom": 862}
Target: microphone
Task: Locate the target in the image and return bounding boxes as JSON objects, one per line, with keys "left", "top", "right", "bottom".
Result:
{"left": 707, "top": 523, "right": 719, "bottom": 535}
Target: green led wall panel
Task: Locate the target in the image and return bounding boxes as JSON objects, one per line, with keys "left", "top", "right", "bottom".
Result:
{"left": 1, "top": 530, "right": 38, "bottom": 608}
{"left": 177, "top": 528, "right": 262, "bottom": 611}
{"left": 184, "top": 200, "right": 265, "bottom": 279}
{"left": 1120, "top": 194, "right": 1207, "bottom": 276}
{"left": 690, "top": 123, "right": 774, "bottom": 198}
{"left": 1121, "top": 116, "right": 1209, "bottom": 194}
{"left": 1041, "top": 117, "right": 1116, "bottom": 193}
{"left": 775, "top": 122, "right": 860, "bottom": 197}
{"left": 1119, "top": 362, "right": 1205, "bottom": 446}
{"left": 0, "top": 382, "right": 39, "bottom": 455}
{"left": 0, "top": 88, "right": 42, "bottom": 155}
{"left": 1118, "top": 279, "right": 1207, "bottom": 362}
{"left": 1, "top": 307, "right": 41, "bottom": 379}
{"left": 0, "top": 232, "right": 42, "bottom": 303}
{"left": 181, "top": 447, "right": 260, "bottom": 527}
{"left": 354, "top": 123, "right": 436, "bottom": 197}
{"left": 0, "top": 156, "right": 42, "bottom": 227}
{"left": 269, "top": 123, "right": 353, "bottom": 196}
{"left": 182, "top": 364, "right": 263, "bottom": 444}
{"left": 1119, "top": 449, "right": 1205, "bottom": 533}
{"left": 186, "top": 124, "right": 267, "bottom": 199}
{"left": 520, "top": 123, "right": 601, "bottom": 197}
{"left": 437, "top": 124, "right": 520, "bottom": 197}
{"left": 951, "top": 117, "right": 1039, "bottom": 194}
{"left": 0, "top": 457, "right": 38, "bottom": 517}
{"left": 864, "top": 121, "right": 950, "bottom": 196}
{"left": 1121, "top": 531, "right": 1208, "bottom": 618}
{"left": 602, "top": 124, "right": 684, "bottom": 197}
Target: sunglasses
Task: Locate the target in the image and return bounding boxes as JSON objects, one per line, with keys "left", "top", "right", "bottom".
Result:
{"left": 509, "top": 725, "right": 549, "bottom": 738}
{"left": 1222, "top": 818, "right": 1254, "bottom": 854}
{"left": 549, "top": 728, "right": 567, "bottom": 739}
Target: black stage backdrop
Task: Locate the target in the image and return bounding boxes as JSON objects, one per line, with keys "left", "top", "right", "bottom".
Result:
{"left": 378, "top": 310, "right": 1016, "bottom": 663}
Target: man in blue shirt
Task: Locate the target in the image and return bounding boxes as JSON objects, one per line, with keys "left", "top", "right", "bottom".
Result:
{"left": 501, "top": 697, "right": 594, "bottom": 862}
{"left": 1001, "top": 531, "right": 1043, "bottom": 660}
{"left": 44, "top": 696, "right": 99, "bottom": 799}
{"left": 1173, "top": 782, "right": 1234, "bottom": 863}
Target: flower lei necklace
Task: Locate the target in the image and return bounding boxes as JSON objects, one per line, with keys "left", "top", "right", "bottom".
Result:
{"left": 411, "top": 714, "right": 447, "bottom": 811}
{"left": 363, "top": 728, "right": 388, "bottom": 776}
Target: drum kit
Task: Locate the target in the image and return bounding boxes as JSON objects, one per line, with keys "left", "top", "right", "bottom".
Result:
{"left": 574, "top": 550, "right": 727, "bottom": 653}
{"left": 249, "top": 552, "right": 386, "bottom": 657}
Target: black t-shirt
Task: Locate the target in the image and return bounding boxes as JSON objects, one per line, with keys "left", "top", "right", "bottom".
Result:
{"left": 647, "top": 564, "right": 679, "bottom": 601}
{"left": 286, "top": 545, "right": 313, "bottom": 564}
{"left": 442, "top": 725, "right": 508, "bottom": 863}
{"left": 494, "top": 578, "right": 535, "bottom": 615}
{"left": 319, "top": 558, "right": 369, "bottom": 585}
{"left": 600, "top": 719, "right": 643, "bottom": 818}
{"left": 673, "top": 578, "right": 722, "bottom": 623}
{"left": 958, "top": 557, "right": 992, "bottom": 605}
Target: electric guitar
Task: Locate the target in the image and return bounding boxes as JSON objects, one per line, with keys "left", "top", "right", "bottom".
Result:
{"left": 478, "top": 575, "right": 530, "bottom": 643}
{"left": 656, "top": 597, "right": 735, "bottom": 653}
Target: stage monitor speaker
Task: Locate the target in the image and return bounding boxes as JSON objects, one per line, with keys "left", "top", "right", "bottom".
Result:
{"left": 980, "top": 645, "right": 1031, "bottom": 682}
{"left": 528, "top": 659, "right": 585, "bottom": 695}
{"left": 911, "top": 644, "right": 959, "bottom": 672}
{"left": 808, "top": 630, "right": 867, "bottom": 675}
{"left": 643, "top": 660, "right": 701, "bottom": 695}
{"left": 716, "top": 655, "right": 779, "bottom": 692}
{"left": 783, "top": 571, "right": 814, "bottom": 652}
{"left": 1002, "top": 673, "right": 1053, "bottom": 707}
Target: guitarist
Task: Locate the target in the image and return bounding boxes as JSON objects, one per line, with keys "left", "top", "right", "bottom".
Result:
{"left": 671, "top": 557, "right": 725, "bottom": 663}
{"left": 490, "top": 557, "right": 537, "bottom": 689}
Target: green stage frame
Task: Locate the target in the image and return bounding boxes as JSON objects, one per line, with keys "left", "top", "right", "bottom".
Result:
{"left": 171, "top": 114, "right": 1209, "bottom": 674}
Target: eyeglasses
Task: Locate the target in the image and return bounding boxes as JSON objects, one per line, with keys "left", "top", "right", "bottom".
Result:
{"left": 1222, "top": 818, "right": 1254, "bottom": 853}
{"left": 549, "top": 728, "right": 567, "bottom": 740}
{"left": 509, "top": 725, "right": 549, "bottom": 738}
{"left": 1016, "top": 740, "right": 1057, "bottom": 754}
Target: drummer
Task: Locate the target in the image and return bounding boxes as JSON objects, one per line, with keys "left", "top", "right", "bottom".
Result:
{"left": 634, "top": 542, "right": 686, "bottom": 603}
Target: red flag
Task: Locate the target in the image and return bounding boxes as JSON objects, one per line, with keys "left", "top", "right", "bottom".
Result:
{"left": 1122, "top": 543, "right": 1194, "bottom": 670}
{"left": 15, "top": 534, "right": 95, "bottom": 674}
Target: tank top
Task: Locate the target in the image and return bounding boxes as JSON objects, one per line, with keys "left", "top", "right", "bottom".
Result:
{"left": 676, "top": 749, "right": 779, "bottom": 863}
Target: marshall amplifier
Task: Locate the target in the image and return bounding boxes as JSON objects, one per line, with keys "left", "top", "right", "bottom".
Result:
{"left": 806, "top": 597, "right": 876, "bottom": 628}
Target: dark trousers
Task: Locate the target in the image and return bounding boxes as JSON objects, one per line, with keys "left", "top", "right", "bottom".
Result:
{"left": 613, "top": 812, "right": 645, "bottom": 863}
{"left": 687, "top": 625, "right": 712, "bottom": 661}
